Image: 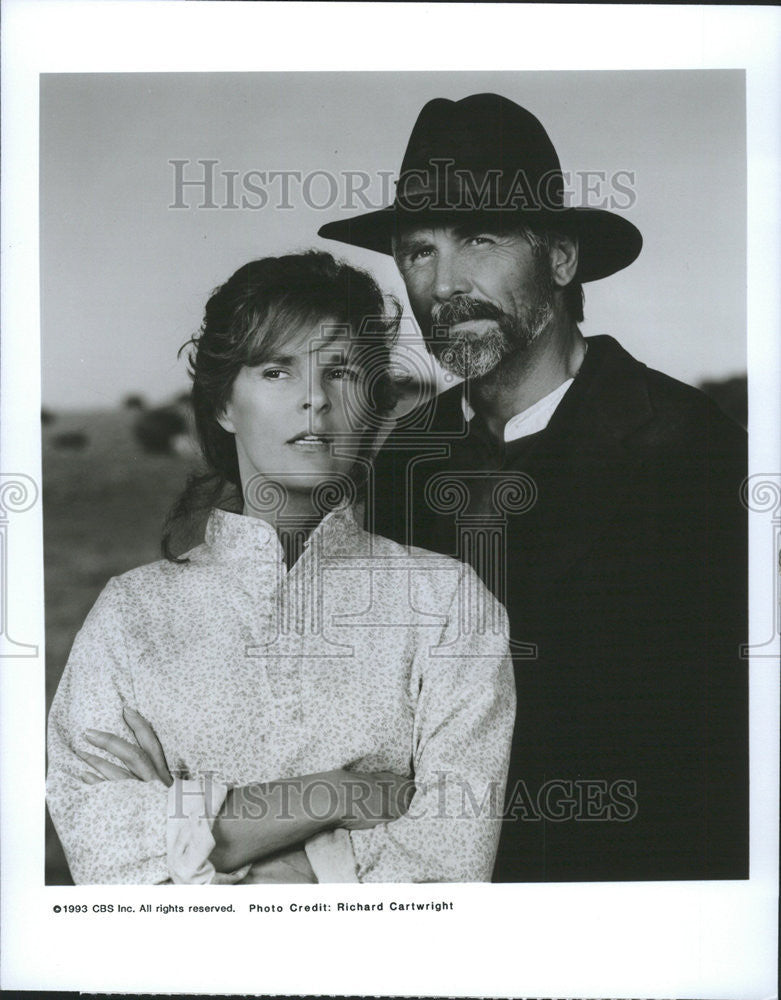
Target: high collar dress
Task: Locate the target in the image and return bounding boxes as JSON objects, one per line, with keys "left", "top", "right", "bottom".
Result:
{"left": 47, "top": 505, "right": 515, "bottom": 884}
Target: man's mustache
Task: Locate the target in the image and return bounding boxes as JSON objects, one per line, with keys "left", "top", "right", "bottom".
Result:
{"left": 430, "top": 297, "right": 505, "bottom": 330}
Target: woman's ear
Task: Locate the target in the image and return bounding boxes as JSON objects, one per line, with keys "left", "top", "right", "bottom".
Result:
{"left": 216, "top": 405, "right": 236, "bottom": 435}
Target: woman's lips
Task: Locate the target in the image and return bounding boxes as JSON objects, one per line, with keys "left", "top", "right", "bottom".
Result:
{"left": 288, "top": 434, "right": 332, "bottom": 452}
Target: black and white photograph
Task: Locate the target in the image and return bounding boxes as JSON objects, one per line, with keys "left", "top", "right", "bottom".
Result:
{"left": 1, "top": 4, "right": 779, "bottom": 998}
{"left": 41, "top": 68, "right": 751, "bottom": 890}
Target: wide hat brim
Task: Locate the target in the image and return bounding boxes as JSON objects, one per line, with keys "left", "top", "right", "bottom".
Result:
{"left": 319, "top": 93, "right": 642, "bottom": 283}
{"left": 318, "top": 204, "right": 642, "bottom": 284}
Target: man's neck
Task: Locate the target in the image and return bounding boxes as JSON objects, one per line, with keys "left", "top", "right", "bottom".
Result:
{"left": 468, "top": 322, "right": 586, "bottom": 440}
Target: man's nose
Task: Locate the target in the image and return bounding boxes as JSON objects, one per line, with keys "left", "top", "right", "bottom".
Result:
{"left": 432, "top": 252, "right": 469, "bottom": 302}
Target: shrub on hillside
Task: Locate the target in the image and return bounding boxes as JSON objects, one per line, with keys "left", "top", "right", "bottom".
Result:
{"left": 133, "top": 406, "right": 187, "bottom": 455}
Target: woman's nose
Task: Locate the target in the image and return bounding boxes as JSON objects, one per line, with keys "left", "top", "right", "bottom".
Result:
{"left": 301, "top": 379, "right": 330, "bottom": 412}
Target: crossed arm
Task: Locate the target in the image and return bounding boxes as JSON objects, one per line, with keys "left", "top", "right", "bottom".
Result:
{"left": 79, "top": 708, "right": 413, "bottom": 879}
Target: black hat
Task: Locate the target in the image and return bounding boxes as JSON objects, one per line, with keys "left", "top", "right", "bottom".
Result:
{"left": 318, "top": 93, "right": 642, "bottom": 282}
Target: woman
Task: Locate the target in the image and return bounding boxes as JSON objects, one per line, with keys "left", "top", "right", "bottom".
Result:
{"left": 46, "top": 251, "right": 515, "bottom": 884}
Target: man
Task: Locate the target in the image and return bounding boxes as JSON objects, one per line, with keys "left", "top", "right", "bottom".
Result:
{"left": 319, "top": 93, "right": 748, "bottom": 881}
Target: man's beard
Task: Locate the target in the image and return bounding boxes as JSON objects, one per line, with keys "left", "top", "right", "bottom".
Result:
{"left": 426, "top": 267, "right": 554, "bottom": 380}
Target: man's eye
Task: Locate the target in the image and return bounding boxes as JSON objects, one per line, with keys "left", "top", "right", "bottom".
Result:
{"left": 407, "top": 247, "right": 433, "bottom": 263}
{"left": 467, "top": 236, "right": 495, "bottom": 246}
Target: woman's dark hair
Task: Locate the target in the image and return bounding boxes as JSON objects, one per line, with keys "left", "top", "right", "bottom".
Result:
{"left": 162, "top": 250, "right": 400, "bottom": 560}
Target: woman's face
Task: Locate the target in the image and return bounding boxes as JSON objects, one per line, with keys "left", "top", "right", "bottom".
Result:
{"left": 218, "top": 319, "right": 371, "bottom": 510}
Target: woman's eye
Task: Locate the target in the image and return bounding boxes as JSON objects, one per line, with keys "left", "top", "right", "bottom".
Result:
{"left": 261, "top": 367, "right": 290, "bottom": 380}
{"left": 328, "top": 367, "right": 359, "bottom": 382}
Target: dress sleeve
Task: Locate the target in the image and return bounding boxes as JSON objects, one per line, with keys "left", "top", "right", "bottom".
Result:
{"left": 46, "top": 578, "right": 172, "bottom": 884}
{"left": 347, "top": 564, "right": 516, "bottom": 882}
{"left": 304, "top": 828, "right": 359, "bottom": 883}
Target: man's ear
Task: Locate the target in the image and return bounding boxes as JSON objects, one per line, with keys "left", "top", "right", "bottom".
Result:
{"left": 216, "top": 405, "right": 236, "bottom": 435}
{"left": 549, "top": 235, "right": 579, "bottom": 288}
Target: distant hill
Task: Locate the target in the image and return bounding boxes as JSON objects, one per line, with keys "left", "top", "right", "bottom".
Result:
{"left": 43, "top": 406, "right": 198, "bottom": 884}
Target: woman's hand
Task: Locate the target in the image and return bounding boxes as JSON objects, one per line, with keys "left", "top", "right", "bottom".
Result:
{"left": 78, "top": 707, "right": 173, "bottom": 787}
{"left": 336, "top": 770, "right": 415, "bottom": 831}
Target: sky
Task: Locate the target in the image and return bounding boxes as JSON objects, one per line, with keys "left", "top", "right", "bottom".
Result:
{"left": 40, "top": 70, "right": 746, "bottom": 410}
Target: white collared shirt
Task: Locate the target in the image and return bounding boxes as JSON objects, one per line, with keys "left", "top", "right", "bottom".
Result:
{"left": 46, "top": 506, "right": 515, "bottom": 884}
{"left": 461, "top": 378, "right": 575, "bottom": 442}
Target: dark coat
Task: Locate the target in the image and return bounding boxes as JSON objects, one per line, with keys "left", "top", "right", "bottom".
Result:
{"left": 369, "top": 335, "right": 748, "bottom": 882}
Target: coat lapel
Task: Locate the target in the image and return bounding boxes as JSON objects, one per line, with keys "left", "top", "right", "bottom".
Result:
{"left": 414, "top": 337, "right": 657, "bottom": 604}
{"left": 502, "top": 337, "right": 655, "bottom": 601}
